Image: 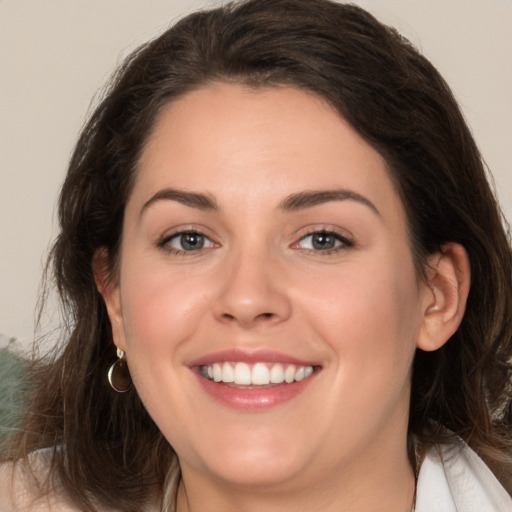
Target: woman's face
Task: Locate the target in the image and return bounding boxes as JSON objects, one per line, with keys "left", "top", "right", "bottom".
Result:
{"left": 107, "top": 84, "right": 433, "bottom": 491}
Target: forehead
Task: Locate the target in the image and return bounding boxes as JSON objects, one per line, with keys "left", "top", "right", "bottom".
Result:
{"left": 131, "top": 83, "right": 402, "bottom": 219}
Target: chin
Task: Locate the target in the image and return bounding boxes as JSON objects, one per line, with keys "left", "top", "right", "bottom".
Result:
{"left": 179, "top": 426, "right": 316, "bottom": 489}
{"left": 205, "top": 454, "right": 307, "bottom": 489}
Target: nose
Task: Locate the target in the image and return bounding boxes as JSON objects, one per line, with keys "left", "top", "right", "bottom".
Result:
{"left": 212, "top": 248, "right": 292, "bottom": 329}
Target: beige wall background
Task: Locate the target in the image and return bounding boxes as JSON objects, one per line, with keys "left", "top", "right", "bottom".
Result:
{"left": 1, "top": 0, "right": 511, "bottom": 349}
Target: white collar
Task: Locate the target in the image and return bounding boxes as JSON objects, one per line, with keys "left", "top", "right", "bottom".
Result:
{"left": 415, "top": 439, "right": 512, "bottom": 512}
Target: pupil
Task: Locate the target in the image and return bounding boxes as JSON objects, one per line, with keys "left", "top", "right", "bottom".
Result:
{"left": 181, "top": 233, "right": 204, "bottom": 250}
{"left": 312, "top": 233, "right": 335, "bottom": 250}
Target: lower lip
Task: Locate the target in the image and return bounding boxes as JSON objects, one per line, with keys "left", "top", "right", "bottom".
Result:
{"left": 193, "top": 371, "right": 317, "bottom": 411}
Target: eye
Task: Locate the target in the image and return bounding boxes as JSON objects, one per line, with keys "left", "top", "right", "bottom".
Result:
{"left": 295, "top": 231, "right": 352, "bottom": 252}
{"left": 161, "top": 231, "right": 215, "bottom": 253}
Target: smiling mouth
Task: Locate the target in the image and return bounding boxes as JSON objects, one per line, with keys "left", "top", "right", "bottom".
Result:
{"left": 199, "top": 362, "right": 316, "bottom": 387}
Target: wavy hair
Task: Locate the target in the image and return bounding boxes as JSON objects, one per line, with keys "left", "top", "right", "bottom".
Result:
{"left": 6, "top": 1, "right": 512, "bottom": 510}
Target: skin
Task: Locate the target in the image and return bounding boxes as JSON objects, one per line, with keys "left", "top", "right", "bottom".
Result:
{"left": 97, "top": 83, "right": 470, "bottom": 512}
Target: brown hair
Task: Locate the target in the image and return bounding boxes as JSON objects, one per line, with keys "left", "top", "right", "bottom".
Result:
{"left": 6, "top": 0, "right": 512, "bottom": 510}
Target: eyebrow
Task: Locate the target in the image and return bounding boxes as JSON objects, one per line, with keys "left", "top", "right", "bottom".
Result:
{"left": 139, "top": 187, "right": 380, "bottom": 218}
{"left": 140, "top": 188, "right": 218, "bottom": 217}
{"left": 279, "top": 189, "right": 381, "bottom": 216}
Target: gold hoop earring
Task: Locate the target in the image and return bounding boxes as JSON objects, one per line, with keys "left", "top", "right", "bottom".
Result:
{"left": 108, "top": 347, "right": 132, "bottom": 393}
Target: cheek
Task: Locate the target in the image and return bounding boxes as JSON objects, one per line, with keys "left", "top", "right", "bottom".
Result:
{"left": 116, "top": 263, "right": 213, "bottom": 436}
{"left": 119, "top": 261, "right": 211, "bottom": 357}
{"left": 301, "top": 253, "right": 422, "bottom": 374}
{"left": 305, "top": 257, "right": 422, "bottom": 431}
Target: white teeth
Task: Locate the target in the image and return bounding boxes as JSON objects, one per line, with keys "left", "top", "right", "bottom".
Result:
{"left": 222, "top": 362, "right": 234, "bottom": 383}
{"left": 285, "top": 364, "right": 296, "bottom": 383}
{"left": 213, "top": 363, "right": 222, "bottom": 382}
{"left": 201, "top": 361, "right": 315, "bottom": 386}
{"left": 294, "top": 366, "right": 305, "bottom": 382}
{"left": 269, "top": 363, "right": 285, "bottom": 384}
{"left": 252, "top": 363, "right": 270, "bottom": 385}
{"left": 234, "top": 362, "right": 252, "bottom": 385}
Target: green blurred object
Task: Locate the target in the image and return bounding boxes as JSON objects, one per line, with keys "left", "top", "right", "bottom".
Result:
{"left": 0, "top": 339, "right": 30, "bottom": 454}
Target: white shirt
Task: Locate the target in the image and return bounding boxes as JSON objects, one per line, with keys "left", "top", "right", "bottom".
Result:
{"left": 416, "top": 439, "right": 512, "bottom": 511}
{"left": 2, "top": 440, "right": 511, "bottom": 511}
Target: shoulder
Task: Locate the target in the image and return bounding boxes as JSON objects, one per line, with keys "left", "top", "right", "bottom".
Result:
{"left": 1, "top": 451, "right": 158, "bottom": 512}
{"left": 0, "top": 457, "right": 80, "bottom": 512}
{"left": 415, "top": 438, "right": 512, "bottom": 512}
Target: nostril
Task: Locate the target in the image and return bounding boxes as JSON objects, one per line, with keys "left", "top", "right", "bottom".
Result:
{"left": 221, "top": 311, "right": 275, "bottom": 322}
{"left": 256, "top": 312, "right": 275, "bottom": 320}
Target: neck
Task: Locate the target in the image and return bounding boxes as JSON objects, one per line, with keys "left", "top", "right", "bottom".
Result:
{"left": 176, "top": 441, "right": 416, "bottom": 512}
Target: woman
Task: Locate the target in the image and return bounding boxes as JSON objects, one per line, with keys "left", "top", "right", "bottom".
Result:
{"left": 1, "top": 0, "right": 511, "bottom": 510}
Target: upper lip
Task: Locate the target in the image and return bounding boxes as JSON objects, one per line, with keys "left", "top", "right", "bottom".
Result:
{"left": 188, "top": 348, "right": 321, "bottom": 368}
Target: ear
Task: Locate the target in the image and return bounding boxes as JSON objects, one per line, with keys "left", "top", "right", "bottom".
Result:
{"left": 92, "top": 247, "right": 126, "bottom": 352}
{"left": 417, "top": 242, "right": 470, "bottom": 352}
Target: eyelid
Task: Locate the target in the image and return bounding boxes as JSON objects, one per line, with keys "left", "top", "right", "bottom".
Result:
{"left": 168, "top": 232, "right": 214, "bottom": 249}
{"left": 157, "top": 225, "right": 220, "bottom": 255}
{"left": 291, "top": 226, "right": 355, "bottom": 252}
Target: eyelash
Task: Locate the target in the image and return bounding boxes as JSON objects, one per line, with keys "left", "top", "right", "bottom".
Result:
{"left": 158, "top": 230, "right": 216, "bottom": 256}
{"left": 158, "top": 228, "right": 354, "bottom": 257}
{"left": 293, "top": 229, "right": 354, "bottom": 255}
